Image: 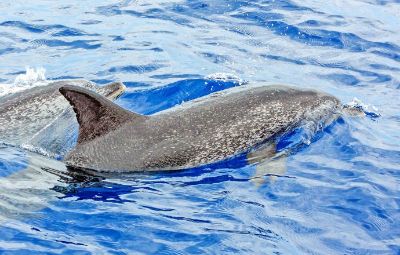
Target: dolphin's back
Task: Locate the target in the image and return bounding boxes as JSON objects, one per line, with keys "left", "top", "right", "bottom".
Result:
{"left": 63, "top": 85, "right": 340, "bottom": 172}
{"left": 141, "top": 85, "right": 339, "bottom": 169}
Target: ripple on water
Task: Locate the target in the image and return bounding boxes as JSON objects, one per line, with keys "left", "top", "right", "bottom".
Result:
{"left": 0, "top": 0, "right": 400, "bottom": 254}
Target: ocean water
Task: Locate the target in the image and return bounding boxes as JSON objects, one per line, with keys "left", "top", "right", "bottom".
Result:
{"left": 0, "top": 0, "right": 399, "bottom": 254}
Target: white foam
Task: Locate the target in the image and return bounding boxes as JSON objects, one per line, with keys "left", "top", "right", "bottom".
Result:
{"left": 0, "top": 67, "right": 50, "bottom": 97}
{"left": 205, "top": 72, "right": 246, "bottom": 85}
{"left": 345, "top": 97, "right": 380, "bottom": 117}
{"left": 346, "top": 97, "right": 376, "bottom": 111}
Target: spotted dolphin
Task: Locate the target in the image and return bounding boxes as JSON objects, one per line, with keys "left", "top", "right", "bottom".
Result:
{"left": 60, "top": 84, "right": 341, "bottom": 172}
{"left": 0, "top": 80, "right": 125, "bottom": 156}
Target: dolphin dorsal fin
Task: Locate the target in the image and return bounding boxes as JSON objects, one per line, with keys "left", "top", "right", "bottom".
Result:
{"left": 59, "top": 85, "right": 145, "bottom": 144}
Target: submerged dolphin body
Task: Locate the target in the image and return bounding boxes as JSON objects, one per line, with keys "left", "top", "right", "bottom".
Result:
{"left": 0, "top": 80, "right": 125, "bottom": 156}
{"left": 60, "top": 84, "right": 341, "bottom": 172}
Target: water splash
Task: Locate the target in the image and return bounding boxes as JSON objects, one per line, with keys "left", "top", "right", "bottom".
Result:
{"left": 0, "top": 67, "right": 49, "bottom": 97}
{"left": 344, "top": 97, "right": 381, "bottom": 119}
{"left": 14, "top": 67, "right": 46, "bottom": 85}
{"left": 205, "top": 72, "right": 247, "bottom": 85}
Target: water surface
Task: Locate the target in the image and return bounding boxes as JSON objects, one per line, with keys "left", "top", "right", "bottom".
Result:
{"left": 0, "top": 0, "right": 399, "bottom": 254}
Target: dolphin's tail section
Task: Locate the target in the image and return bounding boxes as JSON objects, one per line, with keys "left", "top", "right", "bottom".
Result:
{"left": 59, "top": 85, "right": 146, "bottom": 145}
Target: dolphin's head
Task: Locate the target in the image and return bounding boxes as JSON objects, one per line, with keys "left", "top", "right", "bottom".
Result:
{"left": 96, "top": 81, "right": 126, "bottom": 100}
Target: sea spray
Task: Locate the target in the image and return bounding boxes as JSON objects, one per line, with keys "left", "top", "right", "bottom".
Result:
{"left": 0, "top": 67, "right": 49, "bottom": 97}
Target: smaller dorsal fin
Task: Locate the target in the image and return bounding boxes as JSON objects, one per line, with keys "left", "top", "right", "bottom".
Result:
{"left": 59, "top": 85, "right": 145, "bottom": 144}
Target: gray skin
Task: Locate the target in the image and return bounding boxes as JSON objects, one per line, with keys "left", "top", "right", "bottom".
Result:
{"left": 60, "top": 84, "right": 341, "bottom": 172}
{"left": 0, "top": 80, "right": 125, "bottom": 151}
{"left": 0, "top": 80, "right": 124, "bottom": 221}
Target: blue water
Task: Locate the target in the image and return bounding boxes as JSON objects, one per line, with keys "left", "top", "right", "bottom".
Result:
{"left": 1, "top": 0, "right": 399, "bottom": 254}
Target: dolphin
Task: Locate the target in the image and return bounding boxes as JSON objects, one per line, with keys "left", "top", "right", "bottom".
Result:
{"left": 0, "top": 79, "right": 124, "bottom": 223}
{"left": 59, "top": 84, "right": 341, "bottom": 172}
{"left": 0, "top": 80, "right": 125, "bottom": 156}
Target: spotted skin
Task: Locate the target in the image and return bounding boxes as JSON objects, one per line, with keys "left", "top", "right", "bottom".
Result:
{"left": 0, "top": 80, "right": 125, "bottom": 147}
{"left": 62, "top": 84, "right": 341, "bottom": 172}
